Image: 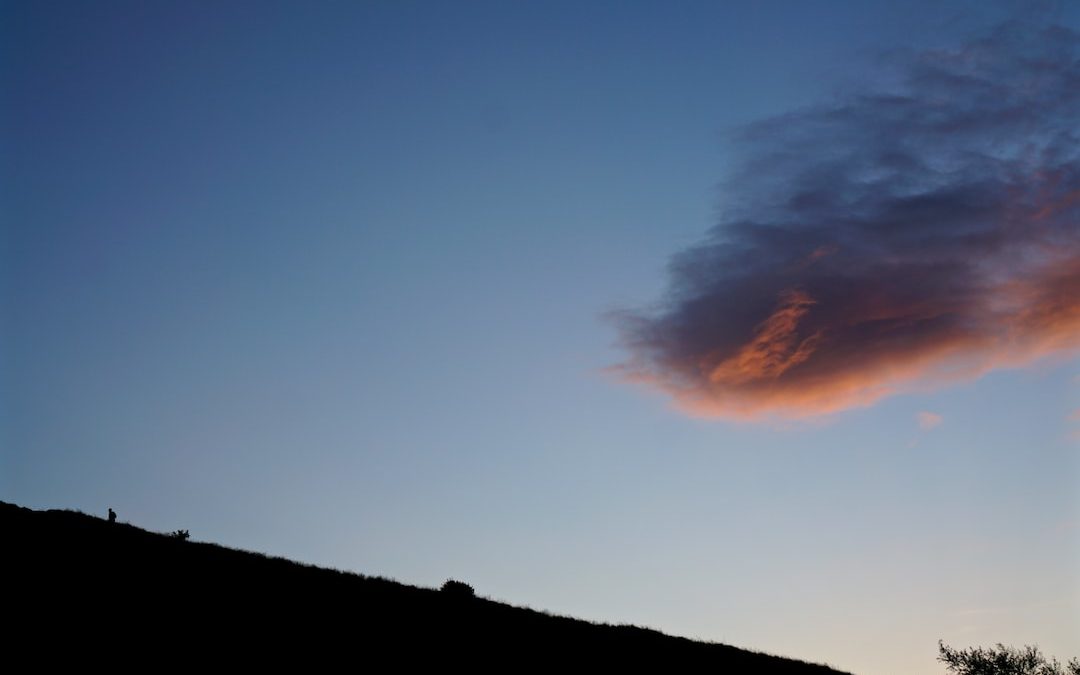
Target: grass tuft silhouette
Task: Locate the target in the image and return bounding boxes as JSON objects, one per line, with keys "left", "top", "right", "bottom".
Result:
{"left": 441, "top": 579, "right": 475, "bottom": 598}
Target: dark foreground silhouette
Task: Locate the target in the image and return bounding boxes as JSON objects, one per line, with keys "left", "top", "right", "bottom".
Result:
{"left": 4, "top": 501, "right": 850, "bottom": 671}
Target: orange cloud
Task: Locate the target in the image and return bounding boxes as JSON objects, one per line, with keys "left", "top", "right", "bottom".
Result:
{"left": 706, "top": 290, "right": 822, "bottom": 385}
{"left": 617, "top": 257, "right": 1080, "bottom": 420}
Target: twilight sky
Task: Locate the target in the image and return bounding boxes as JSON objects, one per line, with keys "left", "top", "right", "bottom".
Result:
{"left": 3, "top": 2, "right": 1078, "bottom": 672}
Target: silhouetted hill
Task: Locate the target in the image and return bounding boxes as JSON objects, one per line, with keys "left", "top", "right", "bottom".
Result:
{"left": 3, "top": 501, "right": 851, "bottom": 672}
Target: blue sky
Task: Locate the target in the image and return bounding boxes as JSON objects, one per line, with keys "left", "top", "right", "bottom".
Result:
{"left": 3, "top": 2, "right": 1078, "bottom": 672}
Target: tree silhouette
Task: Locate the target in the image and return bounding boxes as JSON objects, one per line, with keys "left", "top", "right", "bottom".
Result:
{"left": 938, "top": 641, "right": 1080, "bottom": 674}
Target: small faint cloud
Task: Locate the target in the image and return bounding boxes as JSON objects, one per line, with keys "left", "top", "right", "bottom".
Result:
{"left": 951, "top": 606, "right": 1007, "bottom": 619}
{"left": 918, "top": 411, "right": 944, "bottom": 431}
{"left": 1067, "top": 409, "right": 1080, "bottom": 442}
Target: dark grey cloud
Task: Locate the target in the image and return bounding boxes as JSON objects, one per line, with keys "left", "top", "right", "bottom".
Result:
{"left": 613, "top": 19, "right": 1080, "bottom": 419}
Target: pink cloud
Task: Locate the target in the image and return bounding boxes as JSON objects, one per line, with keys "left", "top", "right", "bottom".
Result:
{"left": 918, "top": 411, "right": 944, "bottom": 431}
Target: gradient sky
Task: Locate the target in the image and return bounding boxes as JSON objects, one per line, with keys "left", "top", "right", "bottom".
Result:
{"left": 3, "top": 2, "right": 1078, "bottom": 673}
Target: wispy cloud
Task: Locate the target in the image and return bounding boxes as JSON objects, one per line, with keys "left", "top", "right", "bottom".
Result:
{"left": 918, "top": 411, "right": 944, "bottom": 431}
{"left": 612, "top": 19, "right": 1080, "bottom": 420}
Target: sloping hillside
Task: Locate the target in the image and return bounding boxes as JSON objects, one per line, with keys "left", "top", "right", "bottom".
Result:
{"left": 3, "top": 501, "right": 850, "bottom": 672}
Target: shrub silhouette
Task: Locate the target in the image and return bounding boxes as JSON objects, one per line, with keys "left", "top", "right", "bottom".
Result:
{"left": 441, "top": 579, "right": 474, "bottom": 598}
{"left": 170, "top": 529, "right": 190, "bottom": 541}
{"left": 938, "top": 641, "right": 1080, "bottom": 674}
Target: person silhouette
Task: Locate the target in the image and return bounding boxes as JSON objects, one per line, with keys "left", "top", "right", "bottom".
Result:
{"left": 108, "top": 508, "right": 117, "bottom": 523}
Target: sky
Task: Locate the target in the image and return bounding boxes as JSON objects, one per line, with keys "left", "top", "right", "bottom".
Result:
{"left": 3, "top": 1, "right": 1078, "bottom": 672}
